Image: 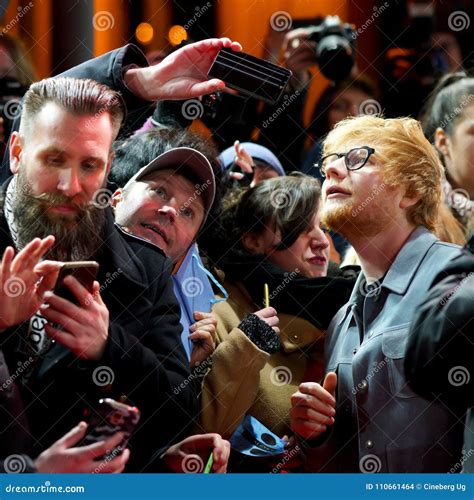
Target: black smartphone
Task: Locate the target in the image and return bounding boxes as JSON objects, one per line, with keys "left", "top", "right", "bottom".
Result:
{"left": 54, "top": 261, "right": 99, "bottom": 304}
{"left": 208, "top": 48, "right": 292, "bottom": 105}
{"left": 80, "top": 398, "right": 141, "bottom": 459}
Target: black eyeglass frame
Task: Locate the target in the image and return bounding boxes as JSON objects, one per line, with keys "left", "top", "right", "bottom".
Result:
{"left": 316, "top": 146, "right": 375, "bottom": 177}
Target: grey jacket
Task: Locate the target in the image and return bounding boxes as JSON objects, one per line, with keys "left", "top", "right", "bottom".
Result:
{"left": 301, "top": 227, "right": 466, "bottom": 472}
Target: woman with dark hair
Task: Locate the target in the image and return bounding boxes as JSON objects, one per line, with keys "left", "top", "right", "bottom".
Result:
{"left": 200, "top": 174, "right": 357, "bottom": 470}
{"left": 420, "top": 72, "right": 474, "bottom": 243}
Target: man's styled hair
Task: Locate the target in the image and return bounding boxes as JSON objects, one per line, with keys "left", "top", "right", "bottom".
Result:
{"left": 19, "top": 77, "right": 125, "bottom": 138}
{"left": 323, "top": 115, "right": 443, "bottom": 231}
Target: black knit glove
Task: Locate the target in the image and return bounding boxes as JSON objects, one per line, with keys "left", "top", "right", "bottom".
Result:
{"left": 238, "top": 314, "right": 282, "bottom": 354}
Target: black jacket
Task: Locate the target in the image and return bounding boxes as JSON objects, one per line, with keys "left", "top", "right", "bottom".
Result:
{"left": 0, "top": 179, "right": 197, "bottom": 472}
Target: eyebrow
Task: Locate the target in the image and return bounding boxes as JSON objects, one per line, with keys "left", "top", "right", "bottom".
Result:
{"left": 39, "top": 147, "right": 105, "bottom": 164}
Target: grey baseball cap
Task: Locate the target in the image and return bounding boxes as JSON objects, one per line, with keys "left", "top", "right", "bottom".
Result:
{"left": 124, "top": 147, "right": 216, "bottom": 222}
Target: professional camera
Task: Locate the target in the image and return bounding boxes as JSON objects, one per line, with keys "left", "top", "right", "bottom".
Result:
{"left": 307, "top": 16, "right": 356, "bottom": 81}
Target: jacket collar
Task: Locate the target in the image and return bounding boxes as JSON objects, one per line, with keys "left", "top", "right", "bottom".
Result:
{"left": 346, "top": 226, "right": 438, "bottom": 309}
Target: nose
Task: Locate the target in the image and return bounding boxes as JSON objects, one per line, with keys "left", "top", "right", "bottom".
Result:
{"left": 309, "top": 226, "right": 330, "bottom": 249}
{"left": 57, "top": 168, "right": 82, "bottom": 197}
{"left": 324, "top": 156, "right": 347, "bottom": 181}
{"left": 158, "top": 205, "right": 178, "bottom": 224}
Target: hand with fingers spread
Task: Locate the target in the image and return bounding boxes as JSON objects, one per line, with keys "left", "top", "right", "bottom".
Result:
{"left": 254, "top": 306, "right": 280, "bottom": 335}
{"left": 290, "top": 372, "right": 337, "bottom": 440}
{"left": 40, "top": 277, "right": 109, "bottom": 361}
{"left": 189, "top": 311, "right": 217, "bottom": 368}
{"left": 282, "top": 28, "right": 317, "bottom": 87}
{"left": 162, "top": 433, "right": 230, "bottom": 473}
{"left": 35, "top": 421, "right": 130, "bottom": 473}
{"left": 0, "top": 236, "right": 58, "bottom": 330}
{"left": 124, "top": 38, "right": 242, "bottom": 101}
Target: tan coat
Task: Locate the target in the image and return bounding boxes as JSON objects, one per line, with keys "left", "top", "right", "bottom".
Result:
{"left": 200, "top": 279, "right": 325, "bottom": 439}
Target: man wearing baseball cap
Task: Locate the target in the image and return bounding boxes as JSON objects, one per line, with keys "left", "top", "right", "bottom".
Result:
{"left": 111, "top": 128, "right": 225, "bottom": 367}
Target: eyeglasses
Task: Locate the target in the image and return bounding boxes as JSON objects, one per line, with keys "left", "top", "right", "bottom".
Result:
{"left": 316, "top": 146, "right": 375, "bottom": 177}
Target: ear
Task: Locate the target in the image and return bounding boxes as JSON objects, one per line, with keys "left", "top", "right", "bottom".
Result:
{"left": 241, "top": 231, "right": 266, "bottom": 254}
{"left": 399, "top": 193, "right": 421, "bottom": 210}
{"left": 434, "top": 127, "right": 451, "bottom": 160}
{"left": 111, "top": 188, "right": 123, "bottom": 208}
{"left": 9, "top": 131, "right": 23, "bottom": 174}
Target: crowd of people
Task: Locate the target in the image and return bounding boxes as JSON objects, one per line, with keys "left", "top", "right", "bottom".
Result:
{"left": 0, "top": 30, "right": 472, "bottom": 475}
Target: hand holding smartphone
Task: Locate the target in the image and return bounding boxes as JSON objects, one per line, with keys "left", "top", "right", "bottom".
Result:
{"left": 53, "top": 261, "right": 99, "bottom": 304}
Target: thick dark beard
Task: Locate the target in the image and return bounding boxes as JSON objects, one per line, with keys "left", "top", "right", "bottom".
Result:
{"left": 13, "top": 171, "right": 106, "bottom": 261}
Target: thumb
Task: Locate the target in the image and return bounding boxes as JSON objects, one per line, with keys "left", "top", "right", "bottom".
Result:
{"left": 323, "top": 371, "right": 337, "bottom": 399}
{"left": 54, "top": 421, "right": 87, "bottom": 449}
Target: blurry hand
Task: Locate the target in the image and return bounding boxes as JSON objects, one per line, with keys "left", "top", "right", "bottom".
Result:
{"left": 189, "top": 311, "right": 217, "bottom": 368}
{"left": 254, "top": 306, "right": 280, "bottom": 335}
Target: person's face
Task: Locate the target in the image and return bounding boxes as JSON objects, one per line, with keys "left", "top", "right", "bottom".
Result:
{"left": 253, "top": 212, "right": 330, "bottom": 278}
{"left": 440, "top": 104, "right": 474, "bottom": 198}
{"left": 320, "top": 143, "right": 405, "bottom": 238}
{"left": 10, "top": 101, "right": 114, "bottom": 223}
{"left": 113, "top": 170, "right": 205, "bottom": 262}
{"left": 327, "top": 88, "right": 372, "bottom": 130}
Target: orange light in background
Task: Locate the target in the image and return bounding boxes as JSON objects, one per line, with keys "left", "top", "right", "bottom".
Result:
{"left": 135, "top": 22, "right": 154, "bottom": 45}
{"left": 168, "top": 25, "right": 187, "bottom": 46}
